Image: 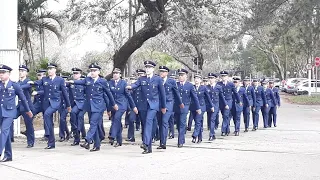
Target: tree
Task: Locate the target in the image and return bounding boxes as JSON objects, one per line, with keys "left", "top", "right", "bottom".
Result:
{"left": 18, "top": 0, "right": 63, "bottom": 69}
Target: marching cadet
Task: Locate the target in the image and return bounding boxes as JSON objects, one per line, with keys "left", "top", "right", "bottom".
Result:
{"left": 109, "top": 68, "right": 137, "bottom": 147}
{"left": 126, "top": 75, "right": 139, "bottom": 142}
{"left": 135, "top": 69, "right": 146, "bottom": 131}
{"left": 252, "top": 79, "right": 267, "bottom": 131}
{"left": 174, "top": 69, "right": 201, "bottom": 148}
{"left": 168, "top": 73, "right": 177, "bottom": 139}
{"left": 69, "top": 68, "right": 86, "bottom": 146}
{"left": 157, "top": 66, "right": 183, "bottom": 150}
{"left": 230, "top": 77, "right": 249, "bottom": 136}
{"left": 58, "top": 76, "right": 71, "bottom": 142}
{"left": 16, "top": 65, "right": 35, "bottom": 148}
{"left": 203, "top": 77, "right": 209, "bottom": 86}
{"left": 30, "top": 63, "right": 71, "bottom": 149}
{"left": 268, "top": 81, "right": 280, "bottom": 127}
{"left": 243, "top": 77, "right": 256, "bottom": 132}
{"left": 126, "top": 61, "right": 166, "bottom": 154}
{"left": 261, "top": 80, "right": 276, "bottom": 128}
{"left": 217, "top": 71, "right": 241, "bottom": 136}
{"left": 190, "top": 74, "right": 213, "bottom": 143}
{"left": 0, "top": 64, "right": 33, "bottom": 162}
{"left": 68, "top": 63, "right": 117, "bottom": 152}
{"left": 206, "top": 73, "right": 227, "bottom": 140}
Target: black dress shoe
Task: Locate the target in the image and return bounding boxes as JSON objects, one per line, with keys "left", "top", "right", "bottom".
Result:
{"left": 80, "top": 142, "right": 90, "bottom": 150}
{"left": 156, "top": 145, "right": 166, "bottom": 149}
{"left": 21, "top": 131, "right": 27, "bottom": 136}
{"left": 235, "top": 132, "right": 239, "bottom": 136}
{"left": 44, "top": 146, "right": 55, "bottom": 149}
{"left": 274, "top": 125, "right": 277, "bottom": 127}
{"left": 244, "top": 128, "right": 248, "bottom": 132}
{"left": 59, "top": 138, "right": 65, "bottom": 142}
{"left": 226, "top": 132, "right": 230, "bottom": 136}
{"left": 0, "top": 157, "right": 12, "bottom": 162}
{"left": 109, "top": 138, "right": 115, "bottom": 145}
{"left": 252, "top": 127, "right": 257, "bottom": 131}
{"left": 140, "top": 144, "right": 147, "bottom": 151}
{"left": 11, "top": 138, "right": 14, "bottom": 142}
{"left": 135, "top": 128, "right": 140, "bottom": 131}
{"left": 66, "top": 135, "right": 70, "bottom": 141}
{"left": 90, "top": 147, "right": 100, "bottom": 152}
{"left": 82, "top": 137, "right": 86, "bottom": 140}
{"left": 114, "top": 143, "right": 122, "bottom": 147}
{"left": 177, "top": 144, "right": 183, "bottom": 148}
{"left": 209, "top": 136, "right": 216, "bottom": 141}
{"left": 142, "top": 150, "right": 152, "bottom": 154}
{"left": 26, "top": 144, "right": 34, "bottom": 148}
{"left": 125, "top": 138, "right": 135, "bottom": 142}
{"left": 221, "top": 133, "right": 226, "bottom": 136}
{"left": 168, "top": 135, "right": 174, "bottom": 139}
{"left": 186, "top": 128, "right": 191, "bottom": 131}
{"left": 197, "top": 139, "right": 202, "bottom": 143}
{"left": 191, "top": 137, "right": 196, "bottom": 143}
{"left": 71, "top": 142, "right": 80, "bottom": 146}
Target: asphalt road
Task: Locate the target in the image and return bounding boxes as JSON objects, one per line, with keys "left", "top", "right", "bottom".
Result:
{"left": 1, "top": 100, "right": 320, "bottom": 180}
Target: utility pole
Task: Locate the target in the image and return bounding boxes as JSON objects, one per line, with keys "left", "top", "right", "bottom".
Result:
{"left": 127, "top": 0, "right": 133, "bottom": 77}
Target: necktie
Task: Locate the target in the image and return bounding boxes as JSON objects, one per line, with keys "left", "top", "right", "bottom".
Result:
{"left": 115, "top": 80, "right": 118, "bottom": 87}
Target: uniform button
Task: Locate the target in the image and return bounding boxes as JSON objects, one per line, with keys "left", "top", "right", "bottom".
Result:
{"left": 48, "top": 98, "right": 50, "bottom": 100}
{"left": 90, "top": 99, "right": 92, "bottom": 100}
{"left": 147, "top": 99, "right": 149, "bottom": 100}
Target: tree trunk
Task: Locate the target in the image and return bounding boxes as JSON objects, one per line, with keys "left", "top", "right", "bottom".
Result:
{"left": 105, "top": 0, "right": 168, "bottom": 79}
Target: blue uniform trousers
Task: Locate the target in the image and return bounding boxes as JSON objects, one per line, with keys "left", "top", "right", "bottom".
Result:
{"left": 168, "top": 112, "right": 175, "bottom": 137}
{"left": 191, "top": 111, "right": 203, "bottom": 139}
{"left": 17, "top": 111, "right": 35, "bottom": 146}
{"left": 176, "top": 106, "right": 189, "bottom": 145}
{"left": 158, "top": 110, "right": 172, "bottom": 146}
{"left": 220, "top": 100, "right": 232, "bottom": 133}
{"left": 209, "top": 110, "right": 219, "bottom": 137}
{"left": 86, "top": 112, "right": 102, "bottom": 148}
{"left": 135, "top": 115, "right": 141, "bottom": 130}
{"left": 59, "top": 108, "right": 70, "bottom": 139}
{"left": 110, "top": 109, "right": 126, "bottom": 145}
{"left": 187, "top": 112, "right": 194, "bottom": 130}
{"left": 253, "top": 106, "right": 262, "bottom": 128}
{"left": 140, "top": 108, "right": 157, "bottom": 151}
{"left": 127, "top": 111, "right": 137, "bottom": 139}
{"left": 243, "top": 106, "right": 251, "bottom": 129}
{"left": 262, "top": 106, "right": 271, "bottom": 128}
{"left": 71, "top": 106, "right": 86, "bottom": 143}
{"left": 0, "top": 117, "right": 13, "bottom": 159}
{"left": 231, "top": 108, "right": 241, "bottom": 132}
{"left": 268, "top": 106, "right": 277, "bottom": 127}
{"left": 44, "top": 107, "right": 59, "bottom": 147}
{"left": 138, "top": 111, "right": 147, "bottom": 141}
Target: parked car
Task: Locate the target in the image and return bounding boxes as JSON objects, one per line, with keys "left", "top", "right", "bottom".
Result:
{"left": 283, "top": 78, "right": 307, "bottom": 93}
{"left": 296, "top": 80, "right": 320, "bottom": 95}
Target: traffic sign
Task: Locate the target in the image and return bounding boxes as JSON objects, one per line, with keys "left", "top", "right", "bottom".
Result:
{"left": 315, "top": 57, "right": 320, "bottom": 67}
{"left": 306, "top": 63, "right": 313, "bottom": 70}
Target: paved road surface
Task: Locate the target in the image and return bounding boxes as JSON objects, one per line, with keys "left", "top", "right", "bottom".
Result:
{"left": 1, "top": 100, "right": 320, "bottom": 180}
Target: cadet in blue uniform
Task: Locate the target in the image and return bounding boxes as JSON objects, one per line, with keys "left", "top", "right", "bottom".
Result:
{"left": 168, "top": 73, "right": 177, "bottom": 139}
{"left": 69, "top": 68, "right": 86, "bottom": 146}
{"left": 127, "top": 61, "right": 166, "bottom": 154}
{"left": 230, "top": 77, "right": 249, "bottom": 136}
{"left": 30, "top": 63, "right": 71, "bottom": 149}
{"left": 32, "top": 69, "right": 46, "bottom": 118}
{"left": 217, "top": 71, "right": 241, "bottom": 136}
{"left": 190, "top": 74, "right": 213, "bottom": 143}
{"left": 268, "top": 81, "right": 280, "bottom": 127}
{"left": 157, "top": 66, "right": 183, "bottom": 149}
{"left": 0, "top": 65, "right": 33, "bottom": 162}
{"left": 69, "top": 63, "right": 117, "bottom": 152}
{"left": 243, "top": 77, "right": 256, "bottom": 132}
{"left": 174, "top": 69, "right": 201, "bottom": 148}
{"left": 252, "top": 79, "right": 267, "bottom": 130}
{"left": 58, "top": 76, "right": 71, "bottom": 142}
{"left": 207, "top": 73, "right": 227, "bottom": 140}
{"left": 16, "top": 65, "right": 35, "bottom": 148}
{"left": 135, "top": 69, "right": 146, "bottom": 131}
{"left": 109, "top": 68, "right": 137, "bottom": 147}
{"left": 262, "top": 80, "right": 276, "bottom": 128}
{"left": 126, "top": 75, "right": 139, "bottom": 142}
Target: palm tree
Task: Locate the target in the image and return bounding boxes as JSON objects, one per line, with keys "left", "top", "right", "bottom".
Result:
{"left": 18, "top": 0, "right": 62, "bottom": 69}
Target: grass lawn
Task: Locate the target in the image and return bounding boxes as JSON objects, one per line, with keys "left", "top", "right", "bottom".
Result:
{"left": 286, "top": 95, "right": 320, "bottom": 105}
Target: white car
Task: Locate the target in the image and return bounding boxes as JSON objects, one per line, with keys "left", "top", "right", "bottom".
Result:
{"left": 296, "top": 80, "right": 320, "bottom": 95}
{"left": 283, "top": 78, "right": 307, "bottom": 93}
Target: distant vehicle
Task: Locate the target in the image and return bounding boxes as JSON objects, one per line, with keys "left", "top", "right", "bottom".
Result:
{"left": 296, "top": 80, "right": 320, "bottom": 95}
{"left": 283, "top": 78, "right": 307, "bottom": 93}
{"left": 286, "top": 79, "right": 308, "bottom": 94}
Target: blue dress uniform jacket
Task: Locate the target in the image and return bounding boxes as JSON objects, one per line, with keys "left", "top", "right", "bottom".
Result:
{"left": 33, "top": 82, "right": 44, "bottom": 114}
{"left": 131, "top": 75, "right": 166, "bottom": 111}
{"left": 109, "top": 79, "right": 135, "bottom": 110}
{"left": 175, "top": 82, "right": 200, "bottom": 113}
{"left": 265, "top": 88, "right": 276, "bottom": 107}
{"left": 244, "top": 85, "right": 256, "bottom": 107}
{"left": 68, "top": 84, "right": 86, "bottom": 110}
{"left": 74, "top": 77, "right": 116, "bottom": 112}
{"left": 206, "top": 84, "right": 227, "bottom": 137}
{"left": 0, "top": 80, "right": 31, "bottom": 160}
{"left": 36, "top": 76, "right": 71, "bottom": 110}
{"left": 17, "top": 78, "right": 34, "bottom": 112}
{"left": 272, "top": 87, "right": 280, "bottom": 106}
{"left": 233, "top": 87, "right": 249, "bottom": 112}
{"left": 190, "top": 85, "right": 213, "bottom": 112}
